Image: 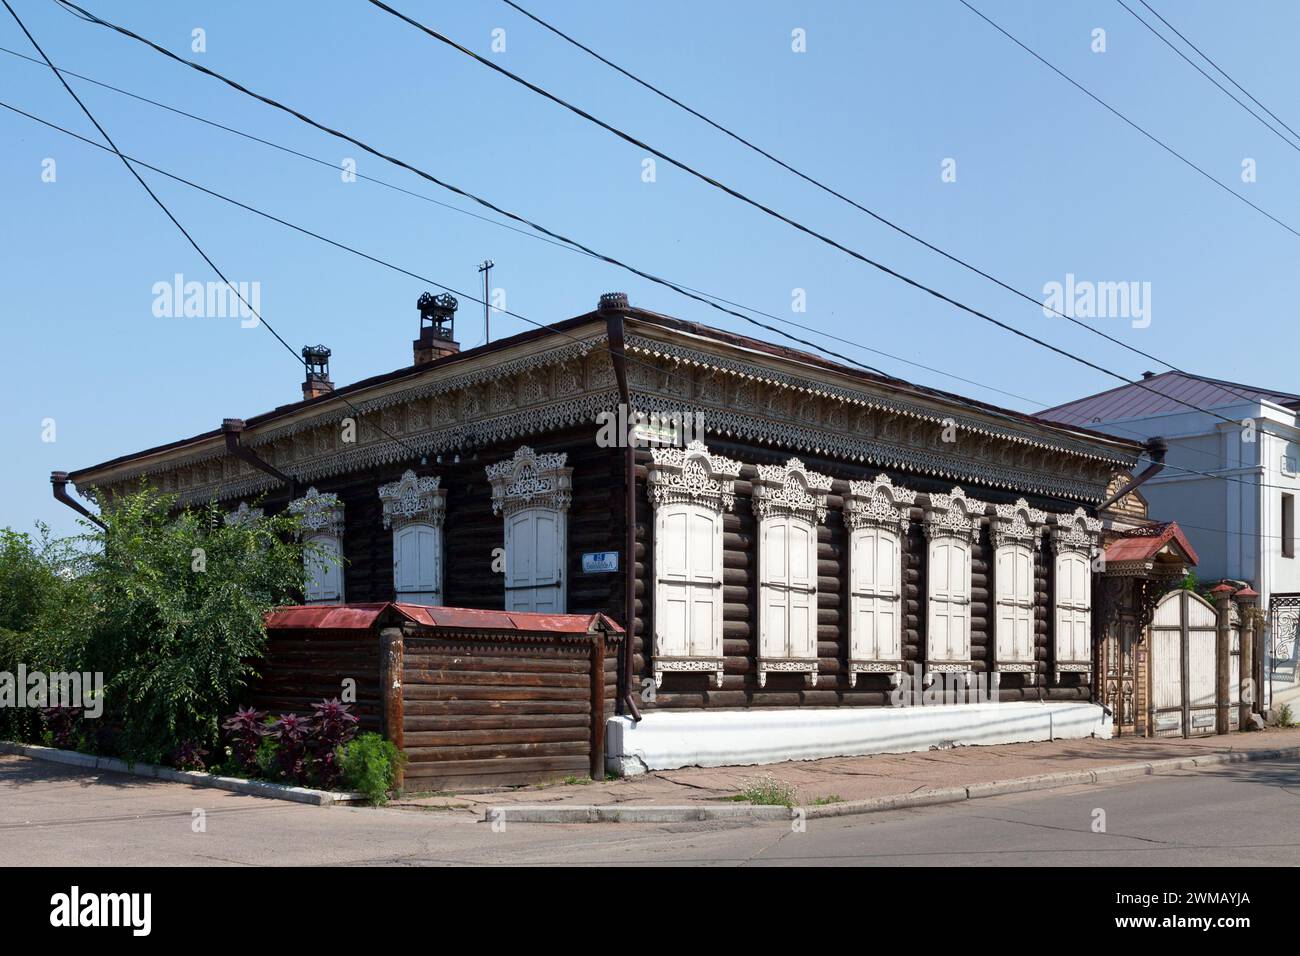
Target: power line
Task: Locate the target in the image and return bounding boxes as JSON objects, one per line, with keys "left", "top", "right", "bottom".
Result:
{"left": 957, "top": 0, "right": 1300, "bottom": 244}
{"left": 1115, "top": 0, "right": 1300, "bottom": 154}
{"left": 2, "top": 0, "right": 423, "bottom": 459}
{"left": 1136, "top": 0, "right": 1300, "bottom": 145}
{"left": 351, "top": 0, "right": 1258, "bottom": 429}
{"left": 0, "top": 43, "right": 1035, "bottom": 408}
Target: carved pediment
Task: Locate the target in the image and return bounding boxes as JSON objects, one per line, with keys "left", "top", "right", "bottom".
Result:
{"left": 1051, "top": 506, "right": 1103, "bottom": 555}
{"left": 378, "top": 470, "right": 447, "bottom": 530}
{"left": 647, "top": 440, "right": 740, "bottom": 514}
{"left": 924, "top": 486, "right": 987, "bottom": 543}
{"left": 753, "top": 457, "right": 832, "bottom": 524}
{"left": 844, "top": 474, "right": 917, "bottom": 533}
{"left": 990, "top": 497, "right": 1047, "bottom": 549}
{"left": 288, "top": 487, "right": 345, "bottom": 537}
{"left": 486, "top": 446, "right": 572, "bottom": 516}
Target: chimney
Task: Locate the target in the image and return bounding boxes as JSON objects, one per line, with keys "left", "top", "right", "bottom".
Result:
{"left": 1141, "top": 370, "right": 1155, "bottom": 379}
{"left": 597, "top": 291, "right": 629, "bottom": 314}
{"left": 301, "top": 344, "right": 333, "bottom": 400}
{"left": 414, "top": 291, "right": 460, "bottom": 365}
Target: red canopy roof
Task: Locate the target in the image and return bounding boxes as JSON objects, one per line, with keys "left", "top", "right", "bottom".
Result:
{"left": 1103, "top": 521, "right": 1198, "bottom": 566}
{"left": 265, "top": 602, "right": 623, "bottom": 635}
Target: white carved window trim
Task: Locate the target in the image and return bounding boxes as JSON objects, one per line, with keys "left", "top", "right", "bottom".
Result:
{"left": 224, "top": 501, "right": 264, "bottom": 527}
{"left": 288, "top": 486, "right": 345, "bottom": 605}
{"left": 647, "top": 439, "right": 740, "bottom": 688}
{"left": 991, "top": 498, "right": 1046, "bottom": 680}
{"left": 379, "top": 470, "right": 447, "bottom": 605}
{"left": 753, "top": 458, "right": 831, "bottom": 688}
{"left": 1050, "top": 507, "right": 1102, "bottom": 684}
{"left": 843, "top": 475, "right": 916, "bottom": 687}
{"left": 922, "top": 486, "right": 986, "bottom": 684}
{"left": 487, "top": 446, "right": 572, "bottom": 613}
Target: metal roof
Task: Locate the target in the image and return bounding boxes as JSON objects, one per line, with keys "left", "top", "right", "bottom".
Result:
{"left": 264, "top": 602, "right": 624, "bottom": 636}
{"left": 1039, "top": 371, "right": 1300, "bottom": 427}
{"left": 1103, "top": 521, "right": 1199, "bottom": 567}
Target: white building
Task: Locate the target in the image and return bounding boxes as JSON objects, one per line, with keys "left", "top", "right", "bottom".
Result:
{"left": 1042, "top": 371, "right": 1300, "bottom": 712}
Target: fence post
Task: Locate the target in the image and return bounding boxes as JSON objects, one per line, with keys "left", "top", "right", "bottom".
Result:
{"left": 590, "top": 630, "right": 606, "bottom": 782}
{"left": 379, "top": 626, "right": 405, "bottom": 789}
{"left": 1211, "top": 585, "right": 1234, "bottom": 736}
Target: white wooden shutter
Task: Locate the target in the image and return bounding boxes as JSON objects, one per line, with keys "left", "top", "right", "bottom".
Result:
{"left": 995, "top": 543, "right": 1035, "bottom": 664}
{"left": 760, "top": 515, "right": 817, "bottom": 660}
{"left": 393, "top": 523, "right": 441, "bottom": 605}
{"left": 927, "top": 537, "right": 971, "bottom": 662}
{"left": 1055, "top": 550, "right": 1091, "bottom": 662}
{"left": 655, "top": 503, "right": 722, "bottom": 658}
{"left": 304, "top": 533, "right": 343, "bottom": 605}
{"left": 504, "top": 507, "right": 566, "bottom": 613}
{"left": 849, "top": 526, "right": 902, "bottom": 662}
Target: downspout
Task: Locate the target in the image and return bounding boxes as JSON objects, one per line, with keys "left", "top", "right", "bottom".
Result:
{"left": 50, "top": 471, "right": 105, "bottom": 530}
{"left": 1097, "top": 436, "right": 1168, "bottom": 511}
{"left": 222, "top": 418, "right": 298, "bottom": 500}
{"left": 603, "top": 310, "right": 642, "bottom": 721}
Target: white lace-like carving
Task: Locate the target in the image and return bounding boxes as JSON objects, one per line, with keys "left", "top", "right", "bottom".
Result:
{"left": 1051, "top": 506, "right": 1103, "bottom": 555}
{"left": 843, "top": 474, "right": 917, "bottom": 533}
{"left": 377, "top": 469, "right": 447, "bottom": 530}
{"left": 224, "top": 501, "right": 263, "bottom": 527}
{"left": 752, "top": 457, "right": 832, "bottom": 524}
{"left": 923, "top": 486, "right": 987, "bottom": 543}
{"left": 288, "top": 486, "right": 345, "bottom": 537}
{"left": 990, "top": 497, "right": 1047, "bottom": 549}
{"left": 647, "top": 440, "right": 740, "bottom": 514}
{"left": 486, "top": 445, "right": 573, "bottom": 516}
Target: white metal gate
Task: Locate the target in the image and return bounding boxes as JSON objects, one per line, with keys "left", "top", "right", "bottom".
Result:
{"left": 1149, "top": 589, "right": 1220, "bottom": 737}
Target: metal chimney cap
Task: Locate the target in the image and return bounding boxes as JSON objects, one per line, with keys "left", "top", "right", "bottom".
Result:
{"left": 598, "top": 292, "right": 629, "bottom": 313}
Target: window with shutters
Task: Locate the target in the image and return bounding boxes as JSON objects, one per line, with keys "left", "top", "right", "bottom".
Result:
{"left": 922, "top": 487, "right": 986, "bottom": 682}
{"left": 991, "top": 499, "right": 1046, "bottom": 680}
{"left": 379, "top": 470, "right": 447, "bottom": 606}
{"left": 753, "top": 458, "right": 832, "bottom": 688}
{"left": 487, "top": 447, "right": 572, "bottom": 614}
{"left": 843, "top": 475, "right": 916, "bottom": 686}
{"left": 647, "top": 440, "right": 740, "bottom": 688}
{"left": 1050, "top": 507, "right": 1102, "bottom": 683}
{"left": 289, "top": 487, "right": 345, "bottom": 606}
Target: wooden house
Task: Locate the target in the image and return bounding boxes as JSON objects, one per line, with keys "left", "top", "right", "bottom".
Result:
{"left": 60, "top": 292, "right": 1152, "bottom": 774}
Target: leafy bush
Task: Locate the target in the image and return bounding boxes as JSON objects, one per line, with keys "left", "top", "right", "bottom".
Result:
{"left": 1278, "top": 703, "right": 1295, "bottom": 729}
{"left": 171, "top": 740, "right": 209, "bottom": 771}
{"left": 338, "top": 733, "right": 405, "bottom": 805}
{"left": 221, "top": 706, "right": 268, "bottom": 774}
{"left": 269, "top": 713, "right": 314, "bottom": 785}
{"left": 310, "top": 698, "right": 359, "bottom": 788}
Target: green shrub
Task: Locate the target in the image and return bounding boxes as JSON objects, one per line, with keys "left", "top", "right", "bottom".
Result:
{"left": 1278, "top": 703, "right": 1295, "bottom": 729}
{"left": 338, "top": 733, "right": 405, "bottom": 805}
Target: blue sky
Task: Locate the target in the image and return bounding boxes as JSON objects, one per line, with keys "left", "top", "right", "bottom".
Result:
{"left": 4, "top": 0, "right": 1299, "bottom": 537}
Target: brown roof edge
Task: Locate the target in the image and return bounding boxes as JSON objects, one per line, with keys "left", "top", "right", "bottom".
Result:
{"left": 69, "top": 305, "right": 1139, "bottom": 482}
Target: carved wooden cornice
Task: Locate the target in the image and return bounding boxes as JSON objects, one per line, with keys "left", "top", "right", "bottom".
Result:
{"left": 752, "top": 457, "right": 832, "bottom": 524}
{"left": 288, "top": 487, "right": 344, "bottom": 537}
{"left": 923, "top": 486, "right": 987, "bottom": 544}
{"left": 487, "top": 446, "right": 573, "bottom": 517}
{"left": 378, "top": 470, "right": 447, "bottom": 530}
{"left": 843, "top": 474, "right": 916, "bottom": 534}
{"left": 647, "top": 440, "right": 741, "bottom": 514}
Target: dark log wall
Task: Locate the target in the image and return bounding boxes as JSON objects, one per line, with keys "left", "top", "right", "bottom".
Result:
{"left": 247, "top": 628, "right": 382, "bottom": 730}
{"left": 399, "top": 634, "right": 609, "bottom": 791}
{"left": 244, "top": 426, "right": 626, "bottom": 617}
{"left": 634, "top": 441, "right": 1094, "bottom": 709}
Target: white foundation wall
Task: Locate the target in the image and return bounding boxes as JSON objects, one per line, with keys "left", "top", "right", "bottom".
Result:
{"left": 606, "top": 702, "right": 1112, "bottom": 776}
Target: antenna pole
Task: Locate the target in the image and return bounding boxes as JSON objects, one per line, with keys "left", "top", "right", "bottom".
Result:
{"left": 477, "top": 259, "right": 494, "bottom": 344}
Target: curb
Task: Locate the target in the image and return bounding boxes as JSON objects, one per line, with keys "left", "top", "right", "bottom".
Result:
{"left": 0, "top": 741, "right": 365, "bottom": 806}
{"left": 483, "top": 745, "right": 1300, "bottom": 824}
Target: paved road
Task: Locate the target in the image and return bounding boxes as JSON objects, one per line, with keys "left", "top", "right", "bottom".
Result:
{"left": 2, "top": 754, "right": 1298, "bottom": 866}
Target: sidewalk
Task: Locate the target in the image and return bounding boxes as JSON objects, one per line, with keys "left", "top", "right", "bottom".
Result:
{"left": 392, "top": 727, "right": 1300, "bottom": 817}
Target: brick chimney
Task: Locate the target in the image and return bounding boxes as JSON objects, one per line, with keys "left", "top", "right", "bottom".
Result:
{"left": 301, "top": 344, "right": 333, "bottom": 400}
{"left": 414, "top": 291, "right": 460, "bottom": 365}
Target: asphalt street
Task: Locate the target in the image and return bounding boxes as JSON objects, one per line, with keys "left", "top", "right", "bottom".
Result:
{"left": 2, "top": 754, "right": 1297, "bottom": 866}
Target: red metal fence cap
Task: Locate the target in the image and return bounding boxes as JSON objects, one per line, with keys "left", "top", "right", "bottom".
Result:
{"left": 266, "top": 603, "right": 625, "bottom": 636}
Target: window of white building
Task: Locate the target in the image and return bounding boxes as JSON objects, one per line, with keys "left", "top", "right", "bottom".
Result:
{"left": 487, "top": 446, "right": 572, "bottom": 614}
{"left": 378, "top": 470, "right": 447, "bottom": 606}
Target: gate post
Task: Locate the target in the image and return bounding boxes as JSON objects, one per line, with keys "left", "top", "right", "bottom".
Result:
{"left": 1237, "top": 588, "right": 1259, "bottom": 726}
{"left": 379, "top": 625, "right": 406, "bottom": 789}
{"left": 1211, "top": 584, "right": 1235, "bottom": 736}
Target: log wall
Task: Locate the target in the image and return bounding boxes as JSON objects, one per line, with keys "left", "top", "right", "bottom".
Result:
{"left": 247, "top": 628, "right": 382, "bottom": 731}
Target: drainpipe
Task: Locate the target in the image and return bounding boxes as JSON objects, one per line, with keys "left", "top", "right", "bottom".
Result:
{"left": 603, "top": 307, "right": 642, "bottom": 722}
{"left": 1097, "top": 436, "right": 1167, "bottom": 511}
{"left": 50, "top": 471, "right": 105, "bottom": 530}
{"left": 222, "top": 418, "right": 298, "bottom": 500}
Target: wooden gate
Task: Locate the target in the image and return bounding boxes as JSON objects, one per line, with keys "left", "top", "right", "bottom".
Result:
{"left": 1148, "top": 590, "right": 1220, "bottom": 737}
